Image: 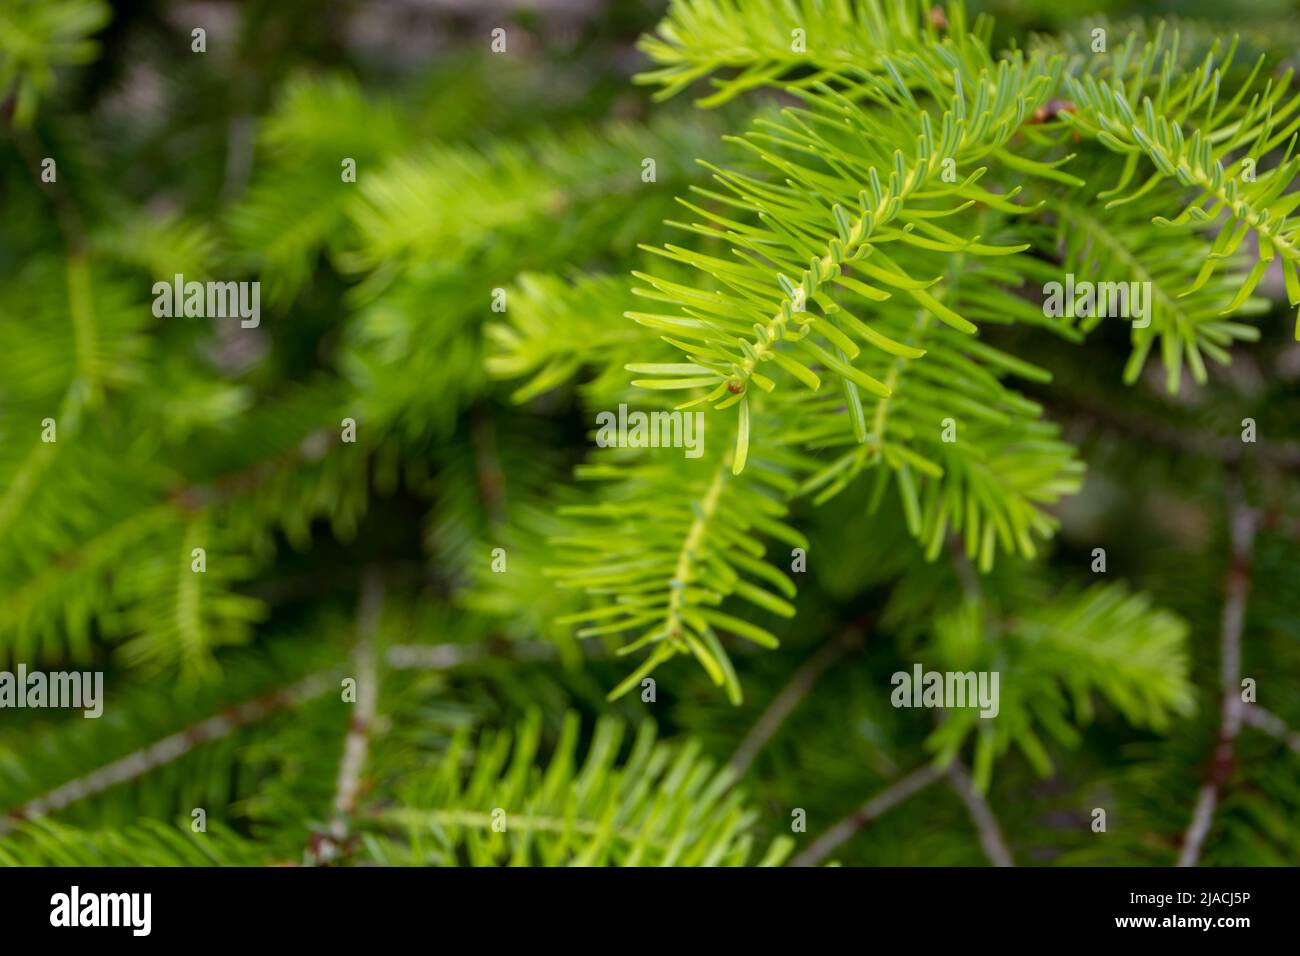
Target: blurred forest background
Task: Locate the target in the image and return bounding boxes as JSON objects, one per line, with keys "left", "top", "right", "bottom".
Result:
{"left": 0, "top": 0, "right": 1297, "bottom": 866}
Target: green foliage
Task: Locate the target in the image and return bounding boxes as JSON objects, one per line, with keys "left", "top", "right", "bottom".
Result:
{"left": 630, "top": 45, "right": 1058, "bottom": 470}
{"left": 1059, "top": 27, "right": 1300, "bottom": 336}
{"left": 637, "top": 0, "right": 955, "bottom": 105}
{"left": 0, "top": 0, "right": 108, "bottom": 126}
{"left": 369, "top": 711, "right": 792, "bottom": 865}
{"left": 550, "top": 441, "right": 809, "bottom": 703}
{"left": 1, "top": 0, "right": 1297, "bottom": 869}
{"left": 0, "top": 819, "right": 268, "bottom": 866}
{"left": 924, "top": 584, "right": 1193, "bottom": 790}
{"left": 1044, "top": 177, "right": 1267, "bottom": 392}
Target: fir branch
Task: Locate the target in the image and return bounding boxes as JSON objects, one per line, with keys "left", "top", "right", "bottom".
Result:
{"left": 926, "top": 583, "right": 1194, "bottom": 791}
{"left": 486, "top": 271, "right": 660, "bottom": 402}
{"left": 631, "top": 51, "right": 1057, "bottom": 470}
{"left": 3, "top": 0, "right": 1297, "bottom": 872}
{"left": 1048, "top": 188, "right": 1266, "bottom": 392}
{"left": 636, "top": 0, "right": 953, "bottom": 106}
{"left": 0, "top": 0, "right": 109, "bottom": 127}
{"left": 365, "top": 712, "right": 793, "bottom": 866}
{"left": 343, "top": 114, "right": 722, "bottom": 275}
{"left": 0, "top": 818, "right": 270, "bottom": 866}
{"left": 1061, "top": 35, "right": 1300, "bottom": 336}
{"left": 548, "top": 439, "right": 808, "bottom": 701}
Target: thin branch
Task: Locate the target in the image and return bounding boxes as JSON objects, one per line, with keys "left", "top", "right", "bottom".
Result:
{"left": 1177, "top": 488, "right": 1257, "bottom": 867}
{"left": 386, "top": 638, "right": 559, "bottom": 669}
{"left": 470, "top": 405, "right": 509, "bottom": 527}
{"left": 0, "top": 670, "right": 340, "bottom": 835}
{"left": 0, "top": 623, "right": 550, "bottom": 839}
{"left": 376, "top": 808, "right": 674, "bottom": 854}
{"left": 1241, "top": 705, "right": 1300, "bottom": 755}
{"left": 220, "top": 114, "right": 255, "bottom": 201}
{"left": 1058, "top": 391, "right": 1300, "bottom": 468}
{"left": 312, "top": 568, "right": 385, "bottom": 864}
{"left": 947, "top": 535, "right": 983, "bottom": 601}
{"left": 11, "top": 126, "right": 86, "bottom": 253}
{"left": 790, "top": 765, "right": 944, "bottom": 867}
{"left": 727, "top": 627, "right": 864, "bottom": 778}
{"left": 947, "top": 762, "right": 1014, "bottom": 866}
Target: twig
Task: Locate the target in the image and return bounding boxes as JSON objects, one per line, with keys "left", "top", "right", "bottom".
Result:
{"left": 790, "top": 765, "right": 944, "bottom": 867}
{"left": 0, "top": 670, "right": 340, "bottom": 835}
{"left": 10, "top": 126, "right": 86, "bottom": 253}
{"left": 470, "top": 406, "right": 509, "bottom": 527}
{"left": 312, "top": 568, "right": 385, "bottom": 864}
{"left": 727, "top": 628, "right": 863, "bottom": 777}
{"left": 947, "top": 762, "right": 1014, "bottom": 866}
{"left": 1241, "top": 705, "right": 1300, "bottom": 755}
{"left": 386, "top": 638, "right": 558, "bottom": 669}
{"left": 1177, "top": 489, "right": 1257, "bottom": 867}
{"left": 1055, "top": 390, "right": 1300, "bottom": 468}
{"left": 947, "top": 536, "right": 982, "bottom": 601}
{"left": 220, "top": 114, "right": 255, "bottom": 201}
{"left": 0, "top": 625, "right": 553, "bottom": 839}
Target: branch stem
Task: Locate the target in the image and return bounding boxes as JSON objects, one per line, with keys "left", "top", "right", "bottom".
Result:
{"left": 790, "top": 765, "right": 943, "bottom": 866}
{"left": 1177, "top": 488, "right": 1257, "bottom": 867}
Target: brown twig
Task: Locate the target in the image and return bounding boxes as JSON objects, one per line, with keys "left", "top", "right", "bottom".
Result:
{"left": 310, "top": 568, "right": 385, "bottom": 864}
{"left": 1241, "top": 705, "right": 1300, "bottom": 755}
{"left": 470, "top": 406, "right": 509, "bottom": 527}
{"left": 1058, "top": 391, "right": 1300, "bottom": 468}
{"left": 1177, "top": 487, "right": 1257, "bottom": 867}
{"left": 386, "top": 638, "right": 558, "bottom": 669}
{"left": 727, "top": 628, "right": 864, "bottom": 778}
{"left": 947, "top": 762, "right": 1014, "bottom": 867}
{"left": 10, "top": 126, "right": 86, "bottom": 253}
{"left": 790, "top": 765, "right": 944, "bottom": 867}
{"left": 0, "top": 669, "right": 340, "bottom": 836}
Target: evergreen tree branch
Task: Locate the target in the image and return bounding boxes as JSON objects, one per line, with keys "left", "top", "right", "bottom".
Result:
{"left": 1061, "top": 32, "right": 1300, "bottom": 336}
{"left": 549, "top": 438, "right": 808, "bottom": 701}
{"left": 364, "top": 712, "right": 793, "bottom": 866}
{"left": 631, "top": 52, "right": 1056, "bottom": 471}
